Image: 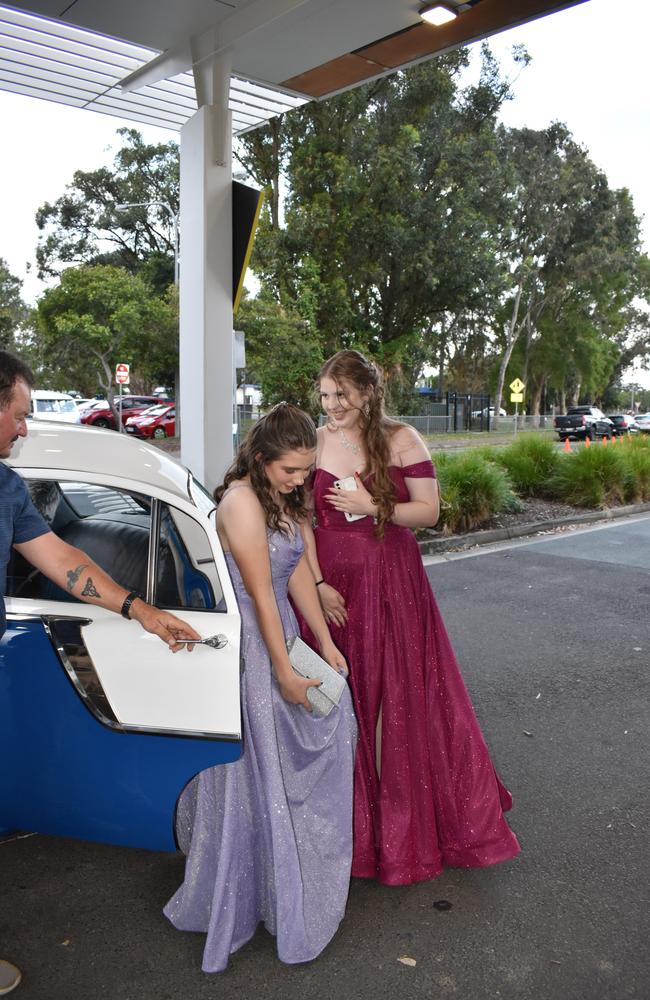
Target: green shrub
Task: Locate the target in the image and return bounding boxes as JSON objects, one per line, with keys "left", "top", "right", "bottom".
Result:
{"left": 619, "top": 438, "right": 650, "bottom": 501}
{"left": 434, "top": 451, "right": 522, "bottom": 533}
{"left": 550, "top": 445, "right": 627, "bottom": 508}
{"left": 496, "top": 434, "right": 560, "bottom": 497}
{"left": 472, "top": 444, "right": 501, "bottom": 463}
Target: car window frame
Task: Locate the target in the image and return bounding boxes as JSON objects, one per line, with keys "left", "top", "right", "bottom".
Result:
{"left": 11, "top": 469, "right": 234, "bottom": 615}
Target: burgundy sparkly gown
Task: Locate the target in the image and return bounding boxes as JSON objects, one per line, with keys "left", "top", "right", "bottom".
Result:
{"left": 307, "top": 459, "right": 520, "bottom": 886}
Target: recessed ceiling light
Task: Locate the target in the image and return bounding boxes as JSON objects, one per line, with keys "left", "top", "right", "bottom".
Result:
{"left": 420, "top": 3, "right": 458, "bottom": 27}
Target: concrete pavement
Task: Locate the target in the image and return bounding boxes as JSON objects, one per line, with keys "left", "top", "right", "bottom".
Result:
{"left": 1, "top": 515, "right": 648, "bottom": 999}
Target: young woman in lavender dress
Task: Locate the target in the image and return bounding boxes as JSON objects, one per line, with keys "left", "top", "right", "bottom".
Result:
{"left": 300, "top": 350, "right": 520, "bottom": 886}
{"left": 164, "top": 404, "right": 357, "bottom": 972}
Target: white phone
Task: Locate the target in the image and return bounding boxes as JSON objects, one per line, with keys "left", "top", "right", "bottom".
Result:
{"left": 333, "top": 475, "right": 367, "bottom": 522}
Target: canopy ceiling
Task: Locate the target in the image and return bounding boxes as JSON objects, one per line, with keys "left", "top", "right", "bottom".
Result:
{"left": 0, "top": 0, "right": 588, "bottom": 134}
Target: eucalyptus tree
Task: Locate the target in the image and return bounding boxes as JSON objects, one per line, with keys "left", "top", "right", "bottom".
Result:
{"left": 236, "top": 46, "right": 521, "bottom": 394}
{"left": 35, "top": 129, "right": 179, "bottom": 296}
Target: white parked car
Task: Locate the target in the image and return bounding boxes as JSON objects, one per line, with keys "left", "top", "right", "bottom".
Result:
{"left": 2, "top": 424, "right": 242, "bottom": 851}
{"left": 30, "top": 390, "right": 80, "bottom": 423}
{"left": 471, "top": 405, "right": 507, "bottom": 419}
{"left": 635, "top": 413, "right": 650, "bottom": 433}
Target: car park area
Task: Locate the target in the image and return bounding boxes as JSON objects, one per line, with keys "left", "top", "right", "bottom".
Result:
{"left": 80, "top": 395, "right": 165, "bottom": 430}
{"left": 125, "top": 402, "right": 176, "bottom": 439}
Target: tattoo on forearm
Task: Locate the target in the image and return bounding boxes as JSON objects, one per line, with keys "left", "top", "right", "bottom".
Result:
{"left": 81, "top": 578, "right": 101, "bottom": 598}
{"left": 66, "top": 564, "right": 89, "bottom": 592}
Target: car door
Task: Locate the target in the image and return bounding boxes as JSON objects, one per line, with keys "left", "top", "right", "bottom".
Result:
{"left": 1, "top": 473, "right": 242, "bottom": 851}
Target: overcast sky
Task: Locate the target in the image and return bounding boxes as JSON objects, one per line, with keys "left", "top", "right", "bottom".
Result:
{"left": 1, "top": 0, "right": 648, "bottom": 385}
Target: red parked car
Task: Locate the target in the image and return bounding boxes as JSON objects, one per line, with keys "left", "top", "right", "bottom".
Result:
{"left": 80, "top": 395, "right": 163, "bottom": 430}
{"left": 124, "top": 402, "right": 176, "bottom": 439}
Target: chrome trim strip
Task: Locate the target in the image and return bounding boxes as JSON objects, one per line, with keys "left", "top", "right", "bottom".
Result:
{"left": 146, "top": 496, "right": 161, "bottom": 605}
{"left": 41, "top": 615, "right": 120, "bottom": 727}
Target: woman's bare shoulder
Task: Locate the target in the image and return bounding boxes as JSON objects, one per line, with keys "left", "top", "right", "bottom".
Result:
{"left": 218, "top": 481, "right": 263, "bottom": 520}
{"left": 388, "top": 423, "right": 431, "bottom": 465}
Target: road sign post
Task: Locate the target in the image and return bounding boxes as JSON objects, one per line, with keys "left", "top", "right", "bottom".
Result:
{"left": 115, "top": 364, "right": 130, "bottom": 433}
{"left": 509, "top": 378, "right": 525, "bottom": 436}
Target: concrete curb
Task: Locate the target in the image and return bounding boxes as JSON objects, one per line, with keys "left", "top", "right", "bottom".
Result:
{"left": 418, "top": 501, "right": 650, "bottom": 555}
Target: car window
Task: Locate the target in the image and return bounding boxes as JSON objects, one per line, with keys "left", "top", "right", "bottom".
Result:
{"left": 35, "top": 398, "right": 77, "bottom": 414}
{"left": 155, "top": 504, "right": 224, "bottom": 612}
{"left": 7, "top": 478, "right": 225, "bottom": 613}
{"left": 6, "top": 480, "right": 152, "bottom": 601}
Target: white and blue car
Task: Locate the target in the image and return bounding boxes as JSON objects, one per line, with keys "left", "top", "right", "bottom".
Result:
{"left": 1, "top": 424, "right": 242, "bottom": 850}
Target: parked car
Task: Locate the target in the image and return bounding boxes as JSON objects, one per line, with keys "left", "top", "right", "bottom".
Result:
{"left": 635, "top": 413, "right": 650, "bottom": 433}
{"left": 2, "top": 423, "right": 242, "bottom": 851}
{"left": 80, "top": 395, "right": 162, "bottom": 430}
{"left": 553, "top": 406, "right": 614, "bottom": 442}
{"left": 607, "top": 413, "right": 640, "bottom": 436}
{"left": 471, "top": 406, "right": 507, "bottom": 419}
{"left": 125, "top": 402, "right": 176, "bottom": 439}
{"left": 30, "top": 390, "right": 80, "bottom": 424}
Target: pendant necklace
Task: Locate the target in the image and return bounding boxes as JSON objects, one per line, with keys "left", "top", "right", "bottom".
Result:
{"left": 338, "top": 427, "right": 361, "bottom": 455}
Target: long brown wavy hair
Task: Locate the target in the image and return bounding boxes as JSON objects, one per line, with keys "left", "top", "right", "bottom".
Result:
{"left": 214, "top": 402, "right": 316, "bottom": 534}
{"left": 319, "top": 350, "right": 403, "bottom": 537}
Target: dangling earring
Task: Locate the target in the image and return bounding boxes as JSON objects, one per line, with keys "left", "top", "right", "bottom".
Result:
{"left": 363, "top": 401, "right": 371, "bottom": 417}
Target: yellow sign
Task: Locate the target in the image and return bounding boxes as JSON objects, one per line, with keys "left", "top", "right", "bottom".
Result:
{"left": 510, "top": 392, "right": 524, "bottom": 403}
{"left": 510, "top": 377, "right": 525, "bottom": 394}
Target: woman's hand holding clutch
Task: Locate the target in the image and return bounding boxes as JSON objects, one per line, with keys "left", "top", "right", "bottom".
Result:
{"left": 320, "top": 639, "right": 349, "bottom": 677}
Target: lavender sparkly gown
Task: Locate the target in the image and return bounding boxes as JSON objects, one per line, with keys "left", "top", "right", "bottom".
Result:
{"left": 164, "top": 526, "right": 357, "bottom": 973}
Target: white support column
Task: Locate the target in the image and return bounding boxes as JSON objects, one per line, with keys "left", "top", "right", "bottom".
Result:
{"left": 179, "top": 57, "right": 233, "bottom": 491}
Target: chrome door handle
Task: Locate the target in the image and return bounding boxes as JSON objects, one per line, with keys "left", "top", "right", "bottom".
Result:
{"left": 175, "top": 634, "right": 228, "bottom": 649}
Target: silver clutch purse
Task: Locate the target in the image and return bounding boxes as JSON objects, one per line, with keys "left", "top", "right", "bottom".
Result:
{"left": 286, "top": 635, "right": 347, "bottom": 717}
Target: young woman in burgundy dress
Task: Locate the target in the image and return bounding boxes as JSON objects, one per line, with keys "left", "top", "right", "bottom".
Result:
{"left": 301, "top": 350, "right": 520, "bottom": 886}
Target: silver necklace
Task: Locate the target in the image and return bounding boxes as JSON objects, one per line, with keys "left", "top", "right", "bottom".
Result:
{"left": 339, "top": 427, "right": 361, "bottom": 455}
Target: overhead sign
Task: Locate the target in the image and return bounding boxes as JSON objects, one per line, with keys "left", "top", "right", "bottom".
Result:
{"left": 509, "top": 377, "right": 525, "bottom": 394}
{"left": 115, "top": 363, "right": 130, "bottom": 385}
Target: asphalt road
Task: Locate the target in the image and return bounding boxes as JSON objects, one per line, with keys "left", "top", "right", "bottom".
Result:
{"left": 2, "top": 515, "right": 648, "bottom": 1000}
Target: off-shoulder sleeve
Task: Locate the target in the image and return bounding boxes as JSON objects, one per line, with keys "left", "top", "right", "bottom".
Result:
{"left": 401, "top": 459, "right": 436, "bottom": 479}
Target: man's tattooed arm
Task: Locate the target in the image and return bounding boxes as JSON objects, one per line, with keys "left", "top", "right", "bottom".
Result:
{"left": 66, "top": 563, "right": 89, "bottom": 593}
{"left": 81, "top": 577, "right": 101, "bottom": 598}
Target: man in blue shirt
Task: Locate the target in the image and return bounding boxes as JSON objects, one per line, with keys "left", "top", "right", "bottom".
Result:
{"left": 0, "top": 351, "right": 200, "bottom": 996}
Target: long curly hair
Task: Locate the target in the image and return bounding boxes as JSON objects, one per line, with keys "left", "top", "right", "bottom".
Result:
{"left": 319, "top": 350, "right": 403, "bottom": 538}
{"left": 214, "top": 402, "right": 316, "bottom": 534}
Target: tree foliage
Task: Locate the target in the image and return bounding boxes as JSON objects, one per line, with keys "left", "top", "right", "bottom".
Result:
{"left": 237, "top": 48, "right": 517, "bottom": 374}
{"left": 236, "top": 49, "right": 648, "bottom": 410}
{"left": 35, "top": 129, "right": 179, "bottom": 295}
{"left": 35, "top": 265, "right": 177, "bottom": 405}
{"left": 31, "top": 50, "right": 650, "bottom": 412}
{"left": 0, "top": 258, "right": 30, "bottom": 351}
{"left": 236, "top": 292, "right": 323, "bottom": 413}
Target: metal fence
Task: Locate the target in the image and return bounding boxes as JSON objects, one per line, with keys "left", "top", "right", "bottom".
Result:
{"left": 399, "top": 412, "right": 555, "bottom": 436}
{"left": 235, "top": 403, "right": 556, "bottom": 443}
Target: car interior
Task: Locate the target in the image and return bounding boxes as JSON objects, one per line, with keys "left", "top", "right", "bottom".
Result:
{"left": 7, "top": 479, "right": 224, "bottom": 613}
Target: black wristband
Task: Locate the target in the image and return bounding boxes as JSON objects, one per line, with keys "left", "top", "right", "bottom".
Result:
{"left": 315, "top": 579, "right": 325, "bottom": 587}
{"left": 120, "top": 591, "right": 142, "bottom": 620}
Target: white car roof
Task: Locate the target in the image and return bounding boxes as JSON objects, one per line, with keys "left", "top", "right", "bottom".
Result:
{"left": 7, "top": 422, "right": 192, "bottom": 503}
{"left": 31, "top": 389, "right": 75, "bottom": 400}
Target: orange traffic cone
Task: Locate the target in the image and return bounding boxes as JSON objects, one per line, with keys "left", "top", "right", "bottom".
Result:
{"left": 584, "top": 435, "right": 591, "bottom": 448}
{"left": 602, "top": 435, "right": 608, "bottom": 446}
{"left": 563, "top": 438, "right": 571, "bottom": 453}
